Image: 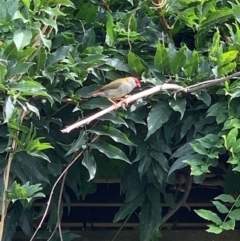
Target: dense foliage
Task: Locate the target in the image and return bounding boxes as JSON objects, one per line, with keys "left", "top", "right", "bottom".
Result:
{"left": 1, "top": 0, "right": 240, "bottom": 240}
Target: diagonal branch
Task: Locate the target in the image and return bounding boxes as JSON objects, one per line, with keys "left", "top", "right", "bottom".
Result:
{"left": 61, "top": 71, "right": 240, "bottom": 133}
{"left": 160, "top": 175, "right": 192, "bottom": 226}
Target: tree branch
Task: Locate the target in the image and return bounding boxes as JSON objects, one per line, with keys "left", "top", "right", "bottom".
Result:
{"left": 160, "top": 175, "right": 192, "bottom": 226}
{"left": 61, "top": 71, "right": 240, "bottom": 133}
{"left": 29, "top": 150, "right": 84, "bottom": 241}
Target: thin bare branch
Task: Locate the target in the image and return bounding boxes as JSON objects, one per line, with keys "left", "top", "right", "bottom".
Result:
{"left": 0, "top": 109, "right": 28, "bottom": 239}
{"left": 160, "top": 175, "right": 192, "bottom": 226}
{"left": 29, "top": 150, "right": 84, "bottom": 241}
{"left": 61, "top": 71, "right": 240, "bottom": 133}
{"left": 46, "top": 171, "right": 67, "bottom": 241}
{"left": 61, "top": 84, "right": 183, "bottom": 133}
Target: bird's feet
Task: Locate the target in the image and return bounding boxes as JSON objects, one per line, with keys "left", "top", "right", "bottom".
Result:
{"left": 119, "top": 95, "right": 131, "bottom": 110}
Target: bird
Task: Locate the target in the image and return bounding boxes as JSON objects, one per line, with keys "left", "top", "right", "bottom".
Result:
{"left": 90, "top": 77, "right": 141, "bottom": 105}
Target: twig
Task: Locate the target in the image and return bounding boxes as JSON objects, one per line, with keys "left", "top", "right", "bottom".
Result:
{"left": 0, "top": 110, "right": 28, "bottom": 239}
{"left": 29, "top": 150, "right": 84, "bottom": 241}
{"left": 101, "top": 0, "right": 112, "bottom": 12}
{"left": 61, "top": 71, "right": 240, "bottom": 133}
{"left": 185, "top": 71, "right": 240, "bottom": 93}
{"left": 46, "top": 171, "right": 67, "bottom": 241}
{"left": 110, "top": 212, "right": 132, "bottom": 241}
{"left": 151, "top": 0, "right": 174, "bottom": 44}
{"left": 160, "top": 175, "right": 192, "bottom": 226}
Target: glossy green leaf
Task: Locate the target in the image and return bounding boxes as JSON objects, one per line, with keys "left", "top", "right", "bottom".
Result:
{"left": 90, "top": 141, "right": 131, "bottom": 163}
{"left": 3, "top": 96, "right": 15, "bottom": 123}
{"left": 183, "top": 50, "right": 199, "bottom": 77}
{"left": 76, "top": 2, "right": 97, "bottom": 23}
{"left": 206, "top": 224, "right": 223, "bottom": 234}
{"left": 6, "top": 63, "right": 34, "bottom": 79}
{"left": 89, "top": 125, "right": 135, "bottom": 146}
{"left": 212, "top": 201, "right": 229, "bottom": 214}
{"left": 170, "top": 45, "right": 187, "bottom": 75}
{"left": 225, "top": 128, "right": 238, "bottom": 149}
{"left": 13, "top": 29, "right": 32, "bottom": 51}
{"left": 168, "top": 98, "right": 186, "bottom": 120}
{"left": 42, "top": 7, "right": 66, "bottom": 16}
{"left": 221, "top": 219, "right": 235, "bottom": 231}
{"left": 218, "top": 51, "right": 238, "bottom": 67}
{"left": 140, "top": 199, "right": 159, "bottom": 241}
{"left": 146, "top": 101, "right": 172, "bottom": 139}
{"left": 229, "top": 208, "right": 240, "bottom": 221}
{"left": 28, "top": 151, "right": 51, "bottom": 163}
{"left": 150, "top": 150, "right": 169, "bottom": 172}
{"left": 82, "top": 27, "right": 96, "bottom": 48}
{"left": 99, "top": 112, "right": 128, "bottom": 127}
{"left": 128, "top": 52, "right": 146, "bottom": 76}
{"left": 138, "top": 154, "right": 151, "bottom": 178}
{"left": 0, "top": 63, "right": 7, "bottom": 83}
{"left": 114, "top": 192, "right": 144, "bottom": 222}
{"left": 46, "top": 46, "right": 70, "bottom": 67}
{"left": 105, "top": 12, "right": 116, "bottom": 46}
{"left": 65, "top": 130, "right": 87, "bottom": 156}
{"left": 154, "top": 42, "right": 170, "bottom": 73}
{"left": 82, "top": 151, "right": 96, "bottom": 181}
{"left": 195, "top": 209, "right": 222, "bottom": 225}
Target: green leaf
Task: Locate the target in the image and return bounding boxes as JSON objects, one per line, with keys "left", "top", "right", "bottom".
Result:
{"left": 105, "top": 12, "right": 116, "bottom": 46}
{"left": 42, "top": 7, "right": 66, "bottom": 16}
{"left": 226, "top": 128, "right": 238, "bottom": 149}
{"left": 82, "top": 27, "right": 96, "bottom": 48}
{"left": 9, "top": 80, "right": 50, "bottom": 98}
{"left": 219, "top": 62, "right": 237, "bottom": 75}
{"left": 150, "top": 150, "right": 169, "bottom": 172}
{"left": 190, "top": 143, "right": 208, "bottom": 155}
{"left": 170, "top": 45, "right": 187, "bottom": 75}
{"left": 38, "top": 29, "right": 52, "bottom": 50}
{"left": 89, "top": 125, "right": 135, "bottom": 146}
{"left": 229, "top": 208, "right": 240, "bottom": 221}
{"left": 76, "top": 2, "right": 97, "bottom": 23}
{"left": 154, "top": 42, "right": 170, "bottom": 73}
{"left": 194, "top": 209, "right": 222, "bottom": 225}
{"left": 114, "top": 192, "right": 144, "bottom": 222}
{"left": 28, "top": 151, "right": 51, "bottom": 163}
{"left": 128, "top": 52, "right": 146, "bottom": 76}
{"left": 231, "top": 2, "right": 240, "bottom": 23}
{"left": 0, "top": 62, "right": 7, "bottom": 83}
{"left": 146, "top": 101, "right": 172, "bottom": 139}
{"left": 183, "top": 50, "right": 199, "bottom": 77}
{"left": 3, "top": 96, "right": 15, "bottom": 123}
{"left": 146, "top": 185, "right": 162, "bottom": 218}
{"left": 26, "top": 102, "right": 40, "bottom": 118}
{"left": 65, "top": 130, "right": 87, "bottom": 156}
{"left": 13, "top": 29, "right": 32, "bottom": 51}
{"left": 212, "top": 201, "right": 229, "bottom": 214}
{"left": 99, "top": 112, "right": 128, "bottom": 127}
{"left": 194, "top": 91, "right": 211, "bottom": 106}
{"left": 138, "top": 154, "right": 151, "bottom": 178}
{"left": 221, "top": 219, "right": 235, "bottom": 231}
{"left": 82, "top": 151, "right": 96, "bottom": 181}
{"left": 35, "top": 16, "right": 58, "bottom": 32}
{"left": 218, "top": 51, "right": 238, "bottom": 67}
{"left": 140, "top": 198, "right": 159, "bottom": 241}
{"left": 209, "top": 30, "right": 221, "bottom": 61}
{"left": 46, "top": 46, "right": 70, "bottom": 67}
{"left": 6, "top": 63, "right": 35, "bottom": 79}
{"left": 90, "top": 141, "right": 131, "bottom": 163}
{"left": 206, "top": 224, "right": 223, "bottom": 234}
{"left": 169, "top": 98, "right": 186, "bottom": 120}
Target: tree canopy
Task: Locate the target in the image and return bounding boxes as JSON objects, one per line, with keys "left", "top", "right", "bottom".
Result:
{"left": 1, "top": 0, "right": 240, "bottom": 240}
